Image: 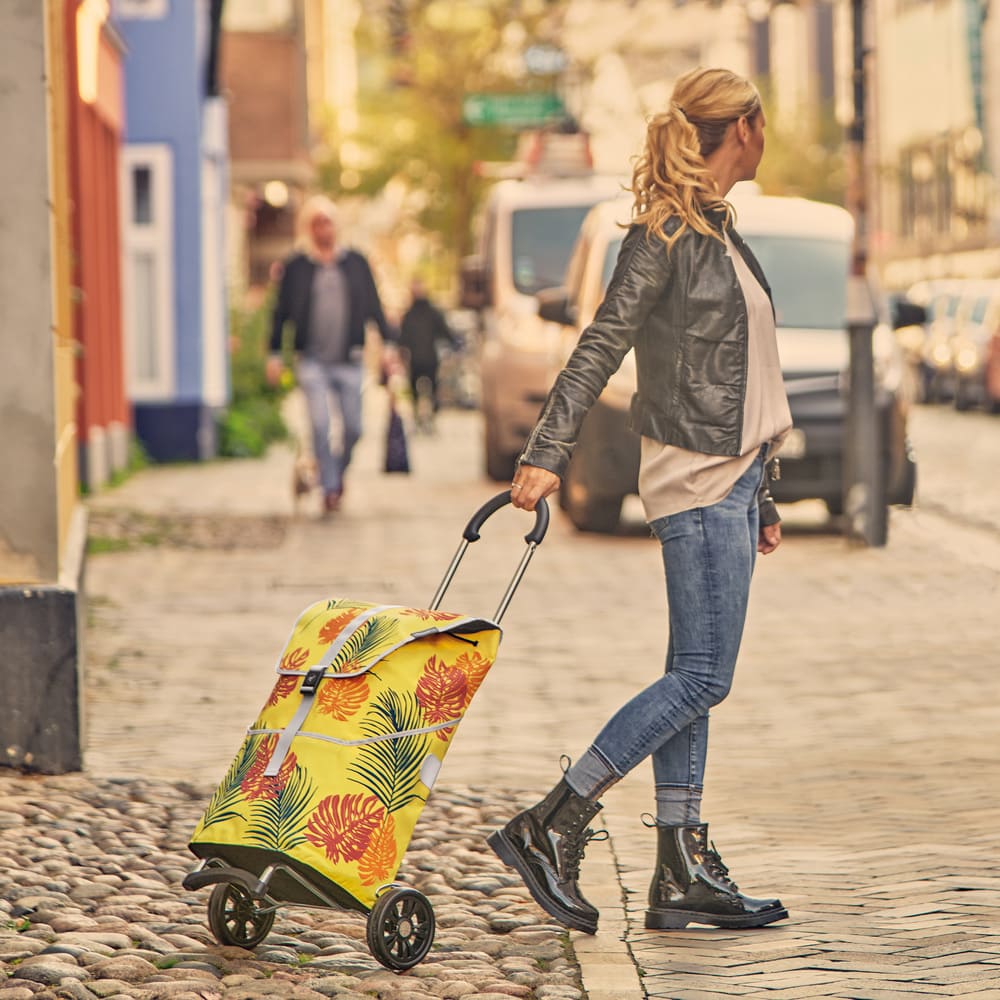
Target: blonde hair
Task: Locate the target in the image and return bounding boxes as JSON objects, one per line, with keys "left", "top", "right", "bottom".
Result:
{"left": 297, "top": 194, "right": 338, "bottom": 253}
{"left": 630, "top": 67, "right": 761, "bottom": 252}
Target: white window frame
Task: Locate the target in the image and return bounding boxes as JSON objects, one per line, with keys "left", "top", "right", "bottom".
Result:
{"left": 117, "top": 0, "right": 169, "bottom": 19}
{"left": 121, "top": 144, "right": 175, "bottom": 401}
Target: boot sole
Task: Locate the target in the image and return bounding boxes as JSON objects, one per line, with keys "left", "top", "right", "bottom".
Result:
{"left": 487, "top": 830, "right": 598, "bottom": 934}
{"left": 645, "top": 905, "right": 789, "bottom": 930}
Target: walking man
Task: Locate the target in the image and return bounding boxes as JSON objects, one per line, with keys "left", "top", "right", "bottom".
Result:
{"left": 266, "top": 196, "right": 397, "bottom": 513}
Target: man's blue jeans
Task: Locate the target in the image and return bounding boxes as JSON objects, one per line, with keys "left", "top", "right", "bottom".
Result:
{"left": 574, "top": 452, "right": 764, "bottom": 806}
{"left": 297, "top": 358, "right": 364, "bottom": 495}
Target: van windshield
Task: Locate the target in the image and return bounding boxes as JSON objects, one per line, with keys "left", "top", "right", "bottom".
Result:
{"left": 603, "top": 233, "right": 849, "bottom": 331}
{"left": 740, "top": 235, "right": 849, "bottom": 329}
{"left": 511, "top": 205, "right": 599, "bottom": 294}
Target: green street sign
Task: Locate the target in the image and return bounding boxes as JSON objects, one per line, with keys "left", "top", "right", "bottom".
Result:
{"left": 462, "top": 92, "right": 565, "bottom": 127}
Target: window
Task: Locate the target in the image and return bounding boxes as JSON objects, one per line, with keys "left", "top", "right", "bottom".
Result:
{"left": 510, "top": 204, "right": 596, "bottom": 295}
{"left": 118, "top": 0, "right": 169, "bottom": 18}
{"left": 121, "top": 145, "right": 174, "bottom": 399}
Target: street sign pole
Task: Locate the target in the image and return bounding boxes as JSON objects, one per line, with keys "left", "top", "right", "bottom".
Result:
{"left": 844, "top": 0, "right": 887, "bottom": 547}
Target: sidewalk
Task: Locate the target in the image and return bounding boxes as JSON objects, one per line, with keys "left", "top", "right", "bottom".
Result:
{"left": 70, "top": 387, "right": 1000, "bottom": 999}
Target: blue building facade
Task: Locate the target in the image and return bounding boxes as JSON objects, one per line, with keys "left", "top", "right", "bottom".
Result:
{"left": 116, "top": 0, "right": 229, "bottom": 462}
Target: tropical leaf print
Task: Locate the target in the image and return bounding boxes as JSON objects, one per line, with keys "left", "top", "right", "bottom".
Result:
{"left": 358, "top": 813, "right": 398, "bottom": 885}
{"left": 266, "top": 675, "right": 298, "bottom": 707}
{"left": 198, "top": 734, "right": 261, "bottom": 829}
{"left": 306, "top": 793, "right": 385, "bottom": 863}
{"left": 245, "top": 761, "right": 317, "bottom": 853}
{"left": 318, "top": 610, "right": 359, "bottom": 645}
{"left": 280, "top": 646, "right": 310, "bottom": 671}
{"left": 347, "top": 690, "right": 431, "bottom": 812}
{"left": 240, "top": 736, "right": 298, "bottom": 801}
{"left": 403, "top": 608, "right": 461, "bottom": 622}
{"left": 316, "top": 674, "right": 370, "bottom": 721}
{"left": 330, "top": 616, "right": 398, "bottom": 673}
{"left": 416, "top": 655, "right": 468, "bottom": 737}
{"left": 454, "top": 649, "right": 492, "bottom": 703}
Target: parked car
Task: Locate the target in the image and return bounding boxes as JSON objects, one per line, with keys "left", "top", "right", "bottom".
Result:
{"left": 948, "top": 280, "right": 1000, "bottom": 411}
{"left": 538, "top": 190, "right": 919, "bottom": 532}
{"left": 912, "top": 280, "right": 964, "bottom": 402}
{"left": 461, "top": 161, "right": 624, "bottom": 481}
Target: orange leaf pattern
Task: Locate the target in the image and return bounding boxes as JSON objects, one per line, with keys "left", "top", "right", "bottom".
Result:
{"left": 316, "top": 675, "right": 369, "bottom": 721}
{"left": 416, "top": 655, "right": 469, "bottom": 741}
{"left": 241, "top": 736, "right": 298, "bottom": 801}
{"left": 266, "top": 675, "right": 298, "bottom": 707}
{"left": 404, "top": 608, "right": 462, "bottom": 622}
{"left": 280, "top": 647, "right": 310, "bottom": 671}
{"left": 416, "top": 655, "right": 468, "bottom": 725}
{"left": 319, "top": 610, "right": 359, "bottom": 645}
{"left": 454, "top": 650, "right": 492, "bottom": 704}
{"left": 358, "top": 813, "right": 398, "bottom": 885}
{"left": 306, "top": 793, "right": 385, "bottom": 863}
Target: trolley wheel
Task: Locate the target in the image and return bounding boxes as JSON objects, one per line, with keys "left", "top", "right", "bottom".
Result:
{"left": 366, "top": 886, "right": 435, "bottom": 971}
{"left": 207, "top": 881, "right": 275, "bottom": 949}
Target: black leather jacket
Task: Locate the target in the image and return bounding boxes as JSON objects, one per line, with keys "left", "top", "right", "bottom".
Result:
{"left": 520, "top": 211, "right": 781, "bottom": 525}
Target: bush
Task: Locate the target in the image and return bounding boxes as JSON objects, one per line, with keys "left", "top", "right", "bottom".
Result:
{"left": 218, "top": 300, "right": 288, "bottom": 458}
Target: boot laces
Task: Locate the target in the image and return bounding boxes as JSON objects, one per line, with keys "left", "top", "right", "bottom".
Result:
{"left": 704, "top": 840, "right": 740, "bottom": 892}
{"left": 562, "top": 826, "right": 608, "bottom": 879}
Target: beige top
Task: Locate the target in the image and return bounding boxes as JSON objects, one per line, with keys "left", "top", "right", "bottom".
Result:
{"left": 639, "top": 230, "right": 792, "bottom": 522}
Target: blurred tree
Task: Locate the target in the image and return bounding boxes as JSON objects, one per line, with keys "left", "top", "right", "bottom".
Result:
{"left": 753, "top": 88, "right": 848, "bottom": 205}
{"left": 318, "top": 0, "right": 566, "bottom": 274}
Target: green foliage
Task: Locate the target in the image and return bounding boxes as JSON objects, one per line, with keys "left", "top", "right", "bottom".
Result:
{"left": 246, "top": 764, "right": 317, "bottom": 853}
{"left": 218, "top": 301, "right": 288, "bottom": 459}
{"left": 320, "top": 1, "right": 567, "bottom": 265}
{"left": 347, "top": 691, "right": 430, "bottom": 813}
{"left": 753, "top": 86, "right": 848, "bottom": 205}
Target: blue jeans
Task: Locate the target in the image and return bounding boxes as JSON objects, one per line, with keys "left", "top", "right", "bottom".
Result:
{"left": 297, "top": 357, "right": 364, "bottom": 495}
{"left": 577, "top": 452, "right": 764, "bottom": 803}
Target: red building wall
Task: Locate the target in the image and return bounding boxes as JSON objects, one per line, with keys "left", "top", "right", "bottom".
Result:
{"left": 65, "top": 2, "right": 128, "bottom": 490}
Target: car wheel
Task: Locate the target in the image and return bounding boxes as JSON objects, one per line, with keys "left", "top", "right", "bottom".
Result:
{"left": 954, "top": 379, "right": 975, "bottom": 412}
{"left": 563, "top": 462, "right": 623, "bottom": 532}
{"left": 484, "top": 419, "right": 517, "bottom": 483}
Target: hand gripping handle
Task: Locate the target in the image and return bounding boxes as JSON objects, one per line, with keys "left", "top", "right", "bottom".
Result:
{"left": 463, "top": 490, "right": 550, "bottom": 545}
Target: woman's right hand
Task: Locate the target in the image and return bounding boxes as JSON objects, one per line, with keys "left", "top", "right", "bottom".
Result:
{"left": 510, "top": 463, "right": 560, "bottom": 511}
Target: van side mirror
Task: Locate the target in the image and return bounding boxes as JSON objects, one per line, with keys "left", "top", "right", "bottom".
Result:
{"left": 890, "top": 297, "right": 927, "bottom": 330}
{"left": 459, "top": 255, "right": 490, "bottom": 310}
{"left": 536, "top": 286, "right": 577, "bottom": 327}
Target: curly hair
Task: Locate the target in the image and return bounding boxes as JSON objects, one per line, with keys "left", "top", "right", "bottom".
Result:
{"left": 630, "top": 67, "right": 762, "bottom": 252}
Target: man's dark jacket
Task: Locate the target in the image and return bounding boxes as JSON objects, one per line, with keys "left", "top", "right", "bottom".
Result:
{"left": 520, "top": 211, "right": 782, "bottom": 524}
{"left": 269, "top": 250, "right": 395, "bottom": 357}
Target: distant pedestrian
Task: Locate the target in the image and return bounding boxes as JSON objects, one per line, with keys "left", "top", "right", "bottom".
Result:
{"left": 399, "top": 278, "right": 459, "bottom": 428}
{"left": 266, "top": 196, "right": 397, "bottom": 514}
{"left": 488, "top": 68, "right": 792, "bottom": 936}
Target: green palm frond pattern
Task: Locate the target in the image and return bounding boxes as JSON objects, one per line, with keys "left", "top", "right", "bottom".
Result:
{"left": 347, "top": 690, "right": 431, "bottom": 813}
{"left": 245, "top": 764, "right": 317, "bottom": 852}
{"left": 331, "top": 616, "right": 399, "bottom": 672}
{"left": 200, "top": 734, "right": 262, "bottom": 829}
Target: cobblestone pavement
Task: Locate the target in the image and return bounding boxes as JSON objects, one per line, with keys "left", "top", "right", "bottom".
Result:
{"left": 8, "top": 389, "right": 1000, "bottom": 999}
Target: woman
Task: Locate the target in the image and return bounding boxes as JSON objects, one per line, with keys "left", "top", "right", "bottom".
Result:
{"left": 487, "top": 67, "right": 792, "bottom": 936}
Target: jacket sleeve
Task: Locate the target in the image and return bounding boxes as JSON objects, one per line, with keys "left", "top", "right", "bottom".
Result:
{"left": 520, "top": 226, "right": 672, "bottom": 477}
{"left": 269, "top": 258, "right": 293, "bottom": 354}
{"left": 360, "top": 255, "right": 398, "bottom": 343}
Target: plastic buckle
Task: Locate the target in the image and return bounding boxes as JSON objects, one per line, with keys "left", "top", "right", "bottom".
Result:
{"left": 300, "top": 668, "right": 326, "bottom": 695}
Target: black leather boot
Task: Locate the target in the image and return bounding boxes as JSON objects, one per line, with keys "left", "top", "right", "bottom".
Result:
{"left": 645, "top": 821, "right": 788, "bottom": 929}
{"left": 487, "top": 778, "right": 605, "bottom": 933}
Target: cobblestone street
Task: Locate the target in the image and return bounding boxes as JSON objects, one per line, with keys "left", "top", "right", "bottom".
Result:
{"left": 5, "top": 391, "right": 1000, "bottom": 999}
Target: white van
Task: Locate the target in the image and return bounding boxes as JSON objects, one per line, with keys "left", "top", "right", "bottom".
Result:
{"left": 462, "top": 170, "right": 624, "bottom": 480}
{"left": 539, "top": 189, "right": 919, "bottom": 532}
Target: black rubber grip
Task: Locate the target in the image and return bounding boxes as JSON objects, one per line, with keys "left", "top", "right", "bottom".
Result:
{"left": 462, "top": 491, "right": 550, "bottom": 545}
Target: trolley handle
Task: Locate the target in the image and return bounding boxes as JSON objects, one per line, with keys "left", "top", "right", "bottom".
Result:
{"left": 431, "top": 491, "right": 550, "bottom": 623}
{"left": 463, "top": 490, "right": 549, "bottom": 545}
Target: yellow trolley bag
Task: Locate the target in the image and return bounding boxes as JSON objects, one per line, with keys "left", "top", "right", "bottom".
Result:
{"left": 183, "top": 492, "right": 548, "bottom": 972}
